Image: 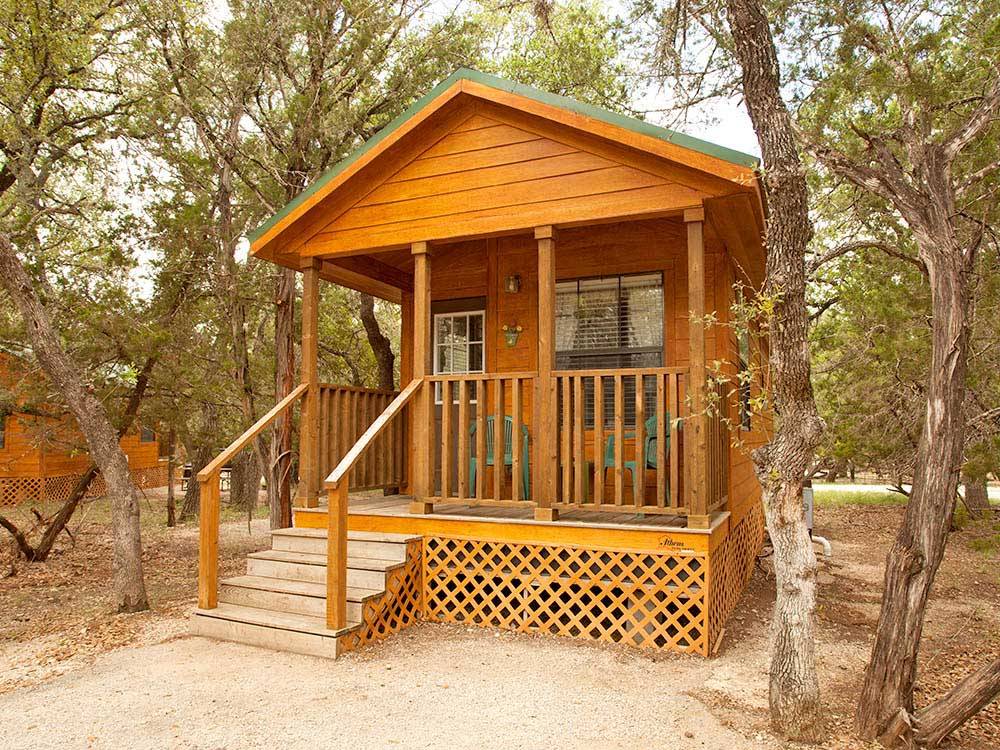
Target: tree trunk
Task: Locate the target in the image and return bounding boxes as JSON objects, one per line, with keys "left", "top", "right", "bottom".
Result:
{"left": 855, "top": 238, "right": 971, "bottom": 739}
{"left": 962, "top": 473, "right": 989, "bottom": 519}
{"left": 724, "top": 0, "right": 825, "bottom": 739}
{"left": 911, "top": 658, "right": 1000, "bottom": 747}
{"left": 0, "top": 234, "right": 148, "bottom": 612}
{"left": 230, "top": 450, "right": 261, "bottom": 514}
{"left": 181, "top": 443, "right": 213, "bottom": 520}
{"left": 166, "top": 429, "right": 176, "bottom": 528}
{"left": 360, "top": 293, "right": 395, "bottom": 389}
{"left": 271, "top": 267, "right": 296, "bottom": 529}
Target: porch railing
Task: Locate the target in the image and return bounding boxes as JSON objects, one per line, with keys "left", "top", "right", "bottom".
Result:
{"left": 324, "top": 378, "right": 423, "bottom": 629}
{"left": 551, "top": 368, "right": 687, "bottom": 514}
{"left": 425, "top": 373, "right": 536, "bottom": 506}
{"left": 317, "top": 384, "right": 404, "bottom": 496}
{"left": 705, "top": 378, "right": 730, "bottom": 513}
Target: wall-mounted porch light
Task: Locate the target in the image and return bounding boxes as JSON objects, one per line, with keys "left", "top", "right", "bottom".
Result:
{"left": 502, "top": 324, "right": 523, "bottom": 348}
{"left": 504, "top": 274, "right": 521, "bottom": 293}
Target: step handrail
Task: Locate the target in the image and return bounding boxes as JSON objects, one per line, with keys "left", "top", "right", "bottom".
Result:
{"left": 324, "top": 377, "right": 422, "bottom": 490}
{"left": 197, "top": 382, "right": 308, "bottom": 481}
{"left": 324, "top": 377, "right": 422, "bottom": 631}
{"left": 196, "top": 382, "right": 308, "bottom": 611}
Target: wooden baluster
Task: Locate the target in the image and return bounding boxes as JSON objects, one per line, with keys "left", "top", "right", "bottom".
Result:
{"left": 441, "top": 381, "right": 452, "bottom": 500}
{"left": 656, "top": 374, "right": 667, "bottom": 508}
{"left": 336, "top": 389, "right": 346, "bottom": 478}
{"left": 348, "top": 390, "right": 357, "bottom": 488}
{"left": 634, "top": 374, "right": 646, "bottom": 507}
{"left": 326, "top": 481, "right": 348, "bottom": 630}
{"left": 493, "top": 377, "right": 504, "bottom": 501}
{"left": 197, "top": 472, "right": 220, "bottom": 609}
{"left": 476, "top": 379, "right": 486, "bottom": 500}
{"left": 669, "top": 373, "right": 680, "bottom": 509}
{"left": 573, "top": 375, "right": 584, "bottom": 506}
{"left": 593, "top": 376, "right": 604, "bottom": 507}
{"left": 457, "top": 379, "right": 469, "bottom": 500}
{"left": 511, "top": 378, "right": 523, "bottom": 501}
{"left": 561, "top": 376, "right": 571, "bottom": 502}
{"left": 382, "top": 394, "right": 391, "bottom": 489}
{"left": 614, "top": 374, "right": 624, "bottom": 506}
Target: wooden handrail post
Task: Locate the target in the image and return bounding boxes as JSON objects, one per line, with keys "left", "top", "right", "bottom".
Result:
{"left": 197, "top": 471, "right": 220, "bottom": 609}
{"left": 326, "top": 480, "right": 348, "bottom": 630}
{"left": 534, "top": 225, "right": 558, "bottom": 521}
{"left": 409, "top": 242, "right": 434, "bottom": 515}
{"left": 685, "top": 206, "right": 711, "bottom": 529}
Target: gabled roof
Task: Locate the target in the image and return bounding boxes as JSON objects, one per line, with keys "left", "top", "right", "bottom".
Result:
{"left": 249, "top": 68, "right": 760, "bottom": 258}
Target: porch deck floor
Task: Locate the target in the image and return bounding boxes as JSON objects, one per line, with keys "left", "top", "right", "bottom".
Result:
{"left": 297, "top": 493, "right": 725, "bottom": 535}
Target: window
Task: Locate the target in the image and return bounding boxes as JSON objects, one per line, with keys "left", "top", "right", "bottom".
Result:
{"left": 555, "top": 273, "right": 664, "bottom": 426}
{"left": 140, "top": 426, "right": 156, "bottom": 443}
{"left": 433, "top": 311, "right": 485, "bottom": 403}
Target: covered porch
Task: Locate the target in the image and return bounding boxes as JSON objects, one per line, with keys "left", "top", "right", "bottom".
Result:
{"left": 295, "top": 208, "right": 748, "bottom": 528}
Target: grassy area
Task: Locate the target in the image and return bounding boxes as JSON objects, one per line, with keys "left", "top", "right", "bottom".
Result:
{"left": 812, "top": 488, "right": 908, "bottom": 507}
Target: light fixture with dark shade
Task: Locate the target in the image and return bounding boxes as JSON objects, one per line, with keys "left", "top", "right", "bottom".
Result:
{"left": 504, "top": 274, "right": 521, "bottom": 293}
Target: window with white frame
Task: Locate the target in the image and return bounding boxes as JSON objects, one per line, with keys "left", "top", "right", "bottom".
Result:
{"left": 433, "top": 310, "right": 485, "bottom": 403}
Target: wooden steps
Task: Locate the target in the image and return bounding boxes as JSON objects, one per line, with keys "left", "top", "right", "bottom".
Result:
{"left": 190, "top": 528, "right": 420, "bottom": 658}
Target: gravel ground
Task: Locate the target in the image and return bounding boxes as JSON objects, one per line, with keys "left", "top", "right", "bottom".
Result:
{"left": 2, "top": 619, "right": 783, "bottom": 750}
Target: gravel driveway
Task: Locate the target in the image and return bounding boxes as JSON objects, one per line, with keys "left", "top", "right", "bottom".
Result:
{"left": 3, "top": 619, "right": 782, "bottom": 750}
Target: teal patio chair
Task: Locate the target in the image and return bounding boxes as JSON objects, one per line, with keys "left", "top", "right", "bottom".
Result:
{"left": 602, "top": 413, "right": 675, "bottom": 498}
{"left": 469, "top": 416, "right": 531, "bottom": 500}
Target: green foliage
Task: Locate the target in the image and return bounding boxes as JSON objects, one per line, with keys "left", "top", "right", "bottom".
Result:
{"left": 474, "top": 1, "right": 632, "bottom": 111}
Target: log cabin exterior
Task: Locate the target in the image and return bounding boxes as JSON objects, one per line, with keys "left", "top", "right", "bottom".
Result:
{"left": 0, "top": 356, "right": 167, "bottom": 506}
{"left": 192, "top": 70, "right": 769, "bottom": 659}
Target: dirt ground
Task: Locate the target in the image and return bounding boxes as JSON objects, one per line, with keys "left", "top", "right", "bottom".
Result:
{"left": 1, "top": 487, "right": 998, "bottom": 750}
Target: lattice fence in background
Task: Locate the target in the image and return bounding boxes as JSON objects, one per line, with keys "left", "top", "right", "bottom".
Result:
{"left": 0, "top": 464, "right": 170, "bottom": 507}
{"left": 339, "top": 538, "right": 423, "bottom": 654}
{"left": 706, "top": 503, "right": 766, "bottom": 651}
{"left": 422, "top": 536, "right": 710, "bottom": 654}
{"left": 0, "top": 477, "right": 43, "bottom": 507}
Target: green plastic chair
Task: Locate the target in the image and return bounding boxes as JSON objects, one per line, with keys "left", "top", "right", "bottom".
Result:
{"left": 469, "top": 416, "right": 531, "bottom": 500}
{"left": 602, "top": 413, "right": 673, "bottom": 497}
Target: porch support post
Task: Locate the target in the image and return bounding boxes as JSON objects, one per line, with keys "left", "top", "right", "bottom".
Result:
{"left": 685, "top": 207, "right": 710, "bottom": 528}
{"left": 296, "top": 259, "right": 321, "bottom": 509}
{"left": 409, "top": 242, "right": 434, "bottom": 514}
{"left": 534, "top": 225, "right": 558, "bottom": 521}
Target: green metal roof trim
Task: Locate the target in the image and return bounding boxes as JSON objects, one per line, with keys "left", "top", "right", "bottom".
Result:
{"left": 249, "top": 68, "right": 760, "bottom": 244}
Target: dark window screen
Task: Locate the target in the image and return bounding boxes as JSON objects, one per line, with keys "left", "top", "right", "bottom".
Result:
{"left": 555, "top": 273, "right": 664, "bottom": 427}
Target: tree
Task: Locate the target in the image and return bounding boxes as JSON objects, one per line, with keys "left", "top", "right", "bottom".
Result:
{"left": 723, "top": 0, "right": 826, "bottom": 738}
{"left": 0, "top": 0, "right": 153, "bottom": 610}
{"left": 790, "top": 0, "right": 1000, "bottom": 739}
{"left": 636, "top": 0, "right": 825, "bottom": 737}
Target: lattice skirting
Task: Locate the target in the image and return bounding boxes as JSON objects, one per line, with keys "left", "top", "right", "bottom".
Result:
{"left": 339, "top": 539, "right": 423, "bottom": 654}
{"left": 706, "top": 503, "right": 766, "bottom": 651}
{"left": 0, "top": 465, "right": 170, "bottom": 507}
{"left": 422, "top": 536, "right": 711, "bottom": 654}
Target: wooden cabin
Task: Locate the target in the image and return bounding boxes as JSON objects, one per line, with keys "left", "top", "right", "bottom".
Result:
{"left": 0, "top": 356, "right": 167, "bottom": 507}
{"left": 192, "top": 70, "right": 768, "bottom": 659}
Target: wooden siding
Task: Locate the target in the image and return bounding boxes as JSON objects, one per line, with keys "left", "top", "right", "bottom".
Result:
{"left": 0, "top": 411, "right": 161, "bottom": 480}
{"left": 305, "top": 113, "right": 709, "bottom": 257}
